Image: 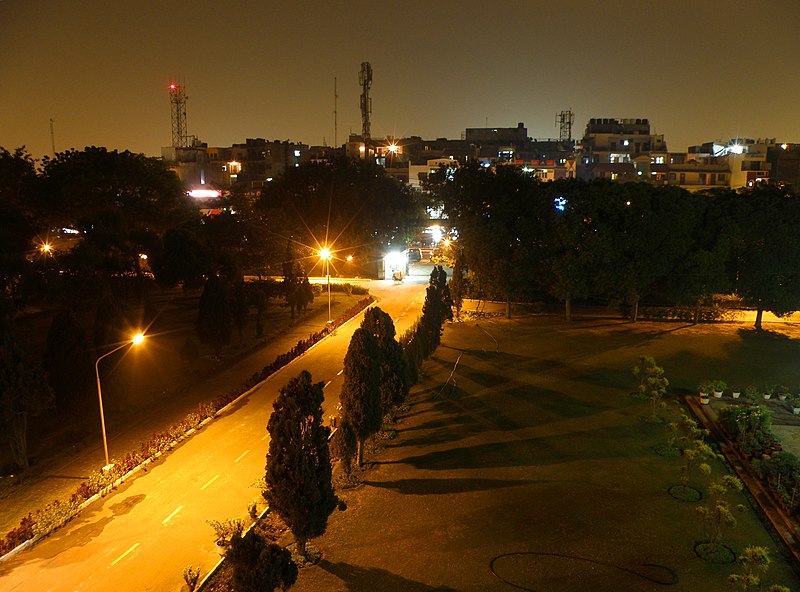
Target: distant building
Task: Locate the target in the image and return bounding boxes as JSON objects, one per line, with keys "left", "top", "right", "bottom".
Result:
{"left": 578, "top": 117, "right": 667, "bottom": 180}
{"left": 162, "top": 138, "right": 308, "bottom": 197}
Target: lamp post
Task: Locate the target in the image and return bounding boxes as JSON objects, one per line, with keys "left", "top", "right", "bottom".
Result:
{"left": 319, "top": 247, "right": 332, "bottom": 324}
{"left": 95, "top": 333, "right": 145, "bottom": 469}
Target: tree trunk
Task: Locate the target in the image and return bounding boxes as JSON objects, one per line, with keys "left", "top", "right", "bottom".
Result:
{"left": 631, "top": 299, "right": 639, "bottom": 323}
{"left": 296, "top": 536, "right": 307, "bottom": 559}
{"left": 755, "top": 307, "right": 764, "bottom": 330}
{"left": 565, "top": 298, "right": 572, "bottom": 322}
{"left": 9, "top": 411, "right": 29, "bottom": 471}
{"left": 357, "top": 438, "right": 364, "bottom": 467}
{"left": 693, "top": 300, "right": 700, "bottom": 325}
{"left": 505, "top": 295, "right": 511, "bottom": 319}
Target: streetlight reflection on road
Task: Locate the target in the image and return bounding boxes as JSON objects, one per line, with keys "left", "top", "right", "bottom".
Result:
{"left": 95, "top": 333, "right": 145, "bottom": 469}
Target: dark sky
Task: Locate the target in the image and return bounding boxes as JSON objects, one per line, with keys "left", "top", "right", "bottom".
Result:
{"left": 3, "top": 0, "right": 799, "bottom": 160}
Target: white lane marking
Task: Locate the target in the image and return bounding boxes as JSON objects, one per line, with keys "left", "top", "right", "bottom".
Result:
{"left": 201, "top": 475, "right": 220, "bottom": 490}
{"left": 394, "top": 317, "right": 400, "bottom": 323}
{"left": 324, "top": 380, "right": 332, "bottom": 389}
{"left": 110, "top": 542, "right": 139, "bottom": 566}
{"left": 234, "top": 450, "right": 250, "bottom": 463}
{"left": 261, "top": 434, "right": 268, "bottom": 441}
{"left": 162, "top": 505, "right": 183, "bottom": 525}
{"left": 336, "top": 369, "right": 343, "bottom": 376}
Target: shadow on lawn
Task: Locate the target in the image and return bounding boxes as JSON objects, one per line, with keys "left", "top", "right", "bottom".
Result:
{"left": 386, "top": 421, "right": 650, "bottom": 471}
{"left": 319, "top": 559, "right": 458, "bottom": 592}
{"left": 361, "top": 476, "right": 543, "bottom": 495}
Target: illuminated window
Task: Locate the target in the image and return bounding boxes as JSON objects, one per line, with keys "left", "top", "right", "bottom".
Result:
{"left": 655, "top": 156, "right": 665, "bottom": 164}
{"left": 294, "top": 149, "right": 301, "bottom": 157}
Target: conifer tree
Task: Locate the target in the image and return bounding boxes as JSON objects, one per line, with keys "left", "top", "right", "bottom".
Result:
{"left": 264, "top": 370, "right": 336, "bottom": 558}
{"left": 339, "top": 327, "right": 381, "bottom": 466}
{"left": 361, "top": 307, "right": 409, "bottom": 412}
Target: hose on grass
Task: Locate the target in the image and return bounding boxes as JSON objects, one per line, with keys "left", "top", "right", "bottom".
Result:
{"left": 489, "top": 551, "right": 678, "bottom": 590}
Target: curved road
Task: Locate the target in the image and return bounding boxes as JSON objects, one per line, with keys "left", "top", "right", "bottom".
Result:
{"left": 0, "top": 267, "right": 433, "bottom": 591}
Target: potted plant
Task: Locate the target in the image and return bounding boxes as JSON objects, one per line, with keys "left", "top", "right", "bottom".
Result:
{"left": 778, "top": 385, "right": 790, "bottom": 401}
{"left": 791, "top": 394, "right": 800, "bottom": 416}
{"left": 744, "top": 384, "right": 760, "bottom": 402}
{"left": 711, "top": 380, "right": 727, "bottom": 398}
{"left": 731, "top": 384, "right": 742, "bottom": 399}
{"left": 207, "top": 518, "right": 244, "bottom": 555}
{"left": 698, "top": 380, "right": 713, "bottom": 396}
{"left": 764, "top": 384, "right": 775, "bottom": 401}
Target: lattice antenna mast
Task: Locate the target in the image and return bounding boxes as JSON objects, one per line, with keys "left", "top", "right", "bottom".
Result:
{"left": 169, "top": 82, "right": 189, "bottom": 148}
{"left": 359, "top": 62, "right": 372, "bottom": 140}
{"left": 556, "top": 109, "right": 574, "bottom": 143}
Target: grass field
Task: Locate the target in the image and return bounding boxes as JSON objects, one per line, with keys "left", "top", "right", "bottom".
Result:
{"left": 290, "top": 314, "right": 800, "bottom": 591}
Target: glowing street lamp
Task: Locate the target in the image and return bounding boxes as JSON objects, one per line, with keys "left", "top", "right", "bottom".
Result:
{"left": 95, "top": 333, "right": 145, "bottom": 469}
{"left": 319, "top": 247, "right": 332, "bottom": 324}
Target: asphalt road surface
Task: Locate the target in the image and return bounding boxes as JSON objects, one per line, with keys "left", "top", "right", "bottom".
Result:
{"left": 0, "top": 266, "right": 432, "bottom": 591}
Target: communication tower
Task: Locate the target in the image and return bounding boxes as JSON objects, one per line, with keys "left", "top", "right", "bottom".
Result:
{"left": 359, "top": 62, "right": 372, "bottom": 140}
{"left": 169, "top": 82, "right": 189, "bottom": 148}
{"left": 556, "top": 109, "right": 574, "bottom": 143}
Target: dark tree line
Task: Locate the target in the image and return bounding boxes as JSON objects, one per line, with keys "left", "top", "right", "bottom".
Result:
{"left": 426, "top": 163, "right": 800, "bottom": 328}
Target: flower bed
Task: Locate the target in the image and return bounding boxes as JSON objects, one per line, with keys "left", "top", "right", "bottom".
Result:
{"left": 0, "top": 296, "right": 373, "bottom": 558}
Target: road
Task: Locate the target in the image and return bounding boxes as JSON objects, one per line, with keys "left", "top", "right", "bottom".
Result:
{"left": 0, "top": 266, "right": 433, "bottom": 591}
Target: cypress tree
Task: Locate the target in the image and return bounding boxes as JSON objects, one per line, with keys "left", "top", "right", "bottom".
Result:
{"left": 361, "top": 307, "right": 408, "bottom": 411}
{"left": 264, "top": 370, "right": 337, "bottom": 558}
{"left": 339, "top": 327, "right": 381, "bottom": 466}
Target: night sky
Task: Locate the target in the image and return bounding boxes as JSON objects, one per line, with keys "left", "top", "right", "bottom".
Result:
{"left": 3, "top": 0, "right": 799, "bottom": 160}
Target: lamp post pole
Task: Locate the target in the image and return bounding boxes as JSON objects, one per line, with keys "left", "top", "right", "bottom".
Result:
{"left": 94, "top": 334, "right": 144, "bottom": 468}
{"left": 327, "top": 256, "right": 331, "bottom": 324}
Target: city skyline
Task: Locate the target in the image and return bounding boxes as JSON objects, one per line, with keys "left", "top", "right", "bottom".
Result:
{"left": 2, "top": 0, "right": 799, "bottom": 160}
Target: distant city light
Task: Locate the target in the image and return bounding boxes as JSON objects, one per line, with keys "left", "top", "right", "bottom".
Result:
{"left": 387, "top": 143, "right": 398, "bottom": 154}
{"left": 554, "top": 197, "right": 567, "bottom": 212}
{"left": 189, "top": 189, "right": 221, "bottom": 199}
{"left": 782, "top": 143, "right": 788, "bottom": 150}
{"left": 429, "top": 225, "right": 443, "bottom": 244}
{"left": 729, "top": 143, "right": 744, "bottom": 155}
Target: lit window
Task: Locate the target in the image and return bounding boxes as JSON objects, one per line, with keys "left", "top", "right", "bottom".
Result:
{"left": 294, "top": 149, "right": 301, "bottom": 157}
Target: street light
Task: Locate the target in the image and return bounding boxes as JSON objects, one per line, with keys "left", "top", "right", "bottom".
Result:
{"left": 95, "top": 333, "right": 145, "bottom": 469}
{"left": 319, "top": 247, "right": 332, "bottom": 323}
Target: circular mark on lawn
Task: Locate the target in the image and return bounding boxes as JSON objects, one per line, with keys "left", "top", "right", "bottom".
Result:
{"left": 694, "top": 542, "right": 735, "bottom": 564}
{"left": 668, "top": 484, "right": 702, "bottom": 502}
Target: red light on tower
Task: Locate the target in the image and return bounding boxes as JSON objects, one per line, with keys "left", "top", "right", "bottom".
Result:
{"left": 169, "top": 83, "right": 176, "bottom": 90}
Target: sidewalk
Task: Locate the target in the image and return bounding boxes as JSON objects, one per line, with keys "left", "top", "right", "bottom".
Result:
{"left": 0, "top": 294, "right": 363, "bottom": 537}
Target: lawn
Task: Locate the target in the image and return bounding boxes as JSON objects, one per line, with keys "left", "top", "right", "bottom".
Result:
{"left": 288, "top": 314, "right": 800, "bottom": 591}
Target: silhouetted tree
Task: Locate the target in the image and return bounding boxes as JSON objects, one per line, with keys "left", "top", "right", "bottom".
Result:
{"left": 0, "top": 331, "right": 54, "bottom": 470}
{"left": 197, "top": 274, "right": 232, "bottom": 358}
{"left": 264, "top": 371, "right": 337, "bottom": 558}
{"left": 42, "top": 309, "right": 94, "bottom": 429}
{"left": 339, "top": 328, "right": 382, "bottom": 466}
{"left": 361, "top": 307, "right": 408, "bottom": 412}
{"left": 228, "top": 530, "right": 298, "bottom": 592}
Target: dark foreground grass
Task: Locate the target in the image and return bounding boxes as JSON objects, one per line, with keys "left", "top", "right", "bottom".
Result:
{"left": 289, "top": 315, "right": 800, "bottom": 592}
